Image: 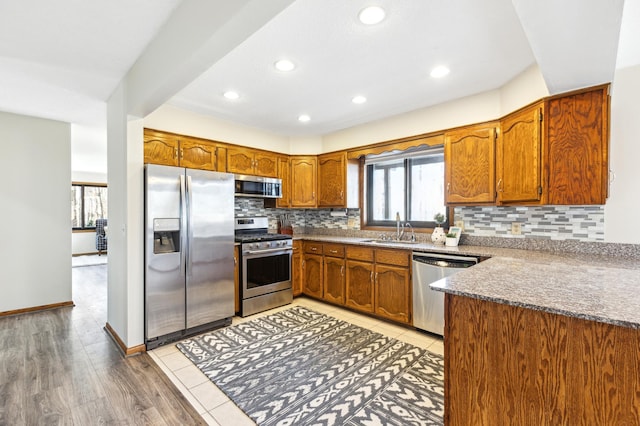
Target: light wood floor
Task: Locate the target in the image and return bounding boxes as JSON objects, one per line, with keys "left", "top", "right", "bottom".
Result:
{"left": 0, "top": 263, "right": 205, "bottom": 425}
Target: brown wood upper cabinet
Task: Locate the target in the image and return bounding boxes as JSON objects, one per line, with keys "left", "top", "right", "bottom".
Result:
{"left": 291, "top": 156, "right": 317, "bottom": 208}
{"left": 276, "top": 156, "right": 291, "bottom": 208}
{"left": 546, "top": 85, "right": 609, "bottom": 205}
{"left": 496, "top": 102, "right": 544, "bottom": 204}
{"left": 226, "top": 146, "right": 278, "bottom": 178}
{"left": 317, "top": 152, "right": 359, "bottom": 208}
{"left": 445, "top": 123, "right": 497, "bottom": 205}
{"left": 144, "top": 129, "right": 218, "bottom": 171}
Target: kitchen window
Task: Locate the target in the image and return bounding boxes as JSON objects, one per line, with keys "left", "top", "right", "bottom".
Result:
{"left": 71, "top": 183, "right": 107, "bottom": 230}
{"left": 364, "top": 147, "right": 447, "bottom": 229}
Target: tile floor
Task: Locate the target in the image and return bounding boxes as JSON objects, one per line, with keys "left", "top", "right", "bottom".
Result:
{"left": 149, "top": 297, "right": 444, "bottom": 426}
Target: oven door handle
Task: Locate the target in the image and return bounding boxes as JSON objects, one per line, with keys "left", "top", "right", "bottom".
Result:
{"left": 244, "top": 248, "right": 292, "bottom": 256}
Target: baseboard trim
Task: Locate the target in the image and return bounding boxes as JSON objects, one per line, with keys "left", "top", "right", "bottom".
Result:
{"left": 104, "top": 322, "right": 146, "bottom": 357}
{"left": 0, "top": 301, "right": 74, "bottom": 317}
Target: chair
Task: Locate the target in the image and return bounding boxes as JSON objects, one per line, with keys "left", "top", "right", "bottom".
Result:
{"left": 96, "top": 218, "right": 108, "bottom": 255}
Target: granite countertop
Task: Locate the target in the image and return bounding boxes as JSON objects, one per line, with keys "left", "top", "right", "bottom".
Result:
{"left": 295, "top": 234, "right": 640, "bottom": 329}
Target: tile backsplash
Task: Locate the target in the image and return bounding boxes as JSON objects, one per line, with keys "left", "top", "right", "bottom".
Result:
{"left": 455, "top": 206, "right": 604, "bottom": 242}
{"left": 234, "top": 198, "right": 604, "bottom": 242}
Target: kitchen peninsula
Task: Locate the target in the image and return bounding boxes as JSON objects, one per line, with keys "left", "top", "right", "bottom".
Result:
{"left": 430, "top": 250, "right": 640, "bottom": 425}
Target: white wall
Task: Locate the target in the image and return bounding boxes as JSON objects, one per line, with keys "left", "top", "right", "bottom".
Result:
{"left": 0, "top": 111, "right": 71, "bottom": 312}
{"left": 322, "top": 64, "right": 549, "bottom": 153}
{"left": 605, "top": 64, "right": 640, "bottom": 244}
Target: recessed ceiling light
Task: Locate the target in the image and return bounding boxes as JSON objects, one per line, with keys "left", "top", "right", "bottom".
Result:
{"left": 274, "top": 59, "right": 295, "bottom": 72}
{"left": 430, "top": 66, "right": 450, "bottom": 78}
{"left": 358, "top": 6, "right": 386, "bottom": 25}
{"left": 352, "top": 95, "right": 367, "bottom": 104}
{"left": 223, "top": 91, "right": 239, "bottom": 100}
{"left": 298, "top": 114, "right": 310, "bottom": 123}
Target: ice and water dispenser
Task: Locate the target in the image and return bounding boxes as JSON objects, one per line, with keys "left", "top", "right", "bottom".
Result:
{"left": 153, "top": 218, "right": 180, "bottom": 254}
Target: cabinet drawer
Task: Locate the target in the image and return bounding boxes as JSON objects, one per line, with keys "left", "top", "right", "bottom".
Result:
{"left": 304, "top": 241, "right": 323, "bottom": 254}
{"left": 375, "top": 249, "right": 410, "bottom": 267}
{"left": 292, "top": 240, "right": 302, "bottom": 252}
{"left": 346, "top": 245, "right": 374, "bottom": 262}
{"left": 323, "top": 243, "right": 345, "bottom": 258}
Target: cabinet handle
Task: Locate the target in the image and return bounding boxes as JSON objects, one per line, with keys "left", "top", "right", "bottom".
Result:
{"left": 340, "top": 190, "right": 344, "bottom": 200}
{"left": 174, "top": 148, "right": 178, "bottom": 159}
{"left": 447, "top": 182, "right": 450, "bottom": 193}
{"left": 375, "top": 272, "right": 378, "bottom": 283}
{"left": 311, "top": 247, "right": 317, "bottom": 251}
{"left": 312, "top": 191, "right": 315, "bottom": 199}
{"left": 180, "top": 148, "right": 184, "bottom": 159}
{"left": 497, "top": 178, "right": 503, "bottom": 192}
{"left": 329, "top": 249, "right": 338, "bottom": 254}
{"left": 370, "top": 271, "right": 374, "bottom": 283}
{"left": 233, "top": 256, "right": 237, "bottom": 265}
{"left": 341, "top": 265, "right": 344, "bottom": 276}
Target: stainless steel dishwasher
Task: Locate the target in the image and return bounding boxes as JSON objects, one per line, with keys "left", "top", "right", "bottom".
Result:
{"left": 412, "top": 252, "right": 479, "bottom": 335}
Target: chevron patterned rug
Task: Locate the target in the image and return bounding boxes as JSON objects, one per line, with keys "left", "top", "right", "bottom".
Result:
{"left": 177, "top": 306, "right": 444, "bottom": 425}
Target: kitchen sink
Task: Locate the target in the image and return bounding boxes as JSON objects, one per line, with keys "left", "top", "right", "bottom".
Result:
{"left": 361, "top": 239, "right": 420, "bottom": 245}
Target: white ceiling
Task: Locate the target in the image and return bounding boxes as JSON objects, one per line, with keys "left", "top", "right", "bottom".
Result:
{"left": 0, "top": 0, "right": 638, "bottom": 173}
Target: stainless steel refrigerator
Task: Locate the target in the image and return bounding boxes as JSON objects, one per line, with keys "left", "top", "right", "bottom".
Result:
{"left": 144, "top": 164, "right": 234, "bottom": 350}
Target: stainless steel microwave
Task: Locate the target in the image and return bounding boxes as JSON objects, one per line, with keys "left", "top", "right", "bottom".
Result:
{"left": 234, "top": 174, "right": 282, "bottom": 198}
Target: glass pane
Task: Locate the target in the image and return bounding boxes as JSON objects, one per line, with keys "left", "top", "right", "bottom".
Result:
{"left": 388, "top": 165, "right": 405, "bottom": 220}
{"left": 371, "top": 168, "right": 386, "bottom": 221}
{"left": 83, "top": 186, "right": 107, "bottom": 228}
{"left": 71, "top": 186, "right": 82, "bottom": 228}
{"left": 410, "top": 159, "right": 446, "bottom": 222}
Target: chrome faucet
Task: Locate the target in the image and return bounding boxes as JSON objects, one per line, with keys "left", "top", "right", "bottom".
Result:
{"left": 405, "top": 222, "right": 416, "bottom": 242}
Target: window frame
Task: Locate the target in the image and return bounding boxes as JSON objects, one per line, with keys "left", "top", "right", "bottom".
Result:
{"left": 362, "top": 149, "right": 450, "bottom": 231}
{"left": 72, "top": 182, "right": 107, "bottom": 231}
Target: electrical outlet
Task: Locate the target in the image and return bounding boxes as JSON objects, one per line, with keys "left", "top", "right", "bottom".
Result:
{"left": 511, "top": 222, "right": 522, "bottom": 235}
{"left": 348, "top": 218, "right": 356, "bottom": 228}
{"left": 454, "top": 220, "right": 464, "bottom": 231}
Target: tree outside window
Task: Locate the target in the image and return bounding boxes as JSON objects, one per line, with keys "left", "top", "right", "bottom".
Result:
{"left": 72, "top": 183, "right": 107, "bottom": 229}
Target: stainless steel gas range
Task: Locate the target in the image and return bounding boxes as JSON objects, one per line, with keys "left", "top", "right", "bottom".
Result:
{"left": 235, "top": 217, "right": 293, "bottom": 317}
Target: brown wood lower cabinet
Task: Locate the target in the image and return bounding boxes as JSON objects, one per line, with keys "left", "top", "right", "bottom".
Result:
{"left": 345, "top": 259, "right": 374, "bottom": 313}
{"left": 301, "top": 242, "right": 411, "bottom": 325}
{"left": 234, "top": 245, "right": 240, "bottom": 314}
{"left": 292, "top": 240, "right": 302, "bottom": 296}
{"left": 303, "top": 242, "right": 323, "bottom": 298}
{"left": 445, "top": 294, "right": 640, "bottom": 425}
{"left": 374, "top": 249, "right": 411, "bottom": 324}
{"left": 323, "top": 243, "right": 345, "bottom": 305}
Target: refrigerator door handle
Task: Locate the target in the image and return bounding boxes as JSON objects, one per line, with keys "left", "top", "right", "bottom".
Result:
{"left": 186, "top": 174, "right": 194, "bottom": 277}
{"left": 179, "top": 174, "right": 187, "bottom": 277}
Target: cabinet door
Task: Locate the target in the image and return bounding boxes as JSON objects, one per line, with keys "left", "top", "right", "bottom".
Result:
{"left": 180, "top": 138, "right": 217, "bottom": 171}
{"left": 497, "top": 104, "right": 543, "bottom": 204}
{"left": 276, "top": 156, "right": 291, "bottom": 208}
{"left": 292, "top": 241, "right": 302, "bottom": 296}
{"left": 234, "top": 245, "right": 240, "bottom": 314}
{"left": 303, "top": 253, "right": 323, "bottom": 299}
{"left": 374, "top": 264, "right": 411, "bottom": 324}
{"left": 323, "top": 256, "right": 345, "bottom": 305}
{"left": 254, "top": 151, "right": 278, "bottom": 178}
{"left": 547, "top": 86, "right": 609, "bottom": 205}
{"left": 345, "top": 260, "right": 374, "bottom": 313}
{"left": 226, "top": 147, "right": 255, "bottom": 175}
{"left": 445, "top": 124, "right": 496, "bottom": 204}
{"left": 291, "top": 156, "right": 317, "bottom": 208}
{"left": 318, "top": 152, "right": 346, "bottom": 207}
{"left": 144, "top": 131, "right": 179, "bottom": 166}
